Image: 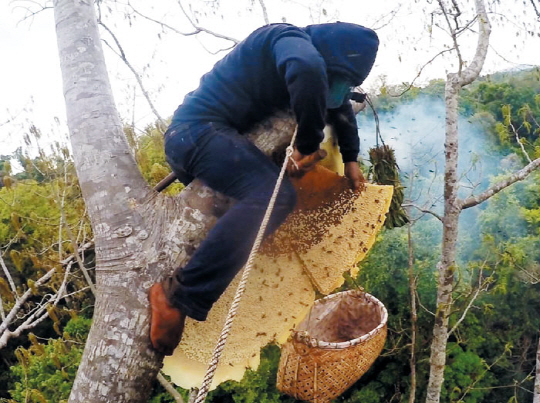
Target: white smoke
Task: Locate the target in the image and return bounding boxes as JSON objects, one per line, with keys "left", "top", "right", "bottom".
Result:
{"left": 357, "top": 96, "right": 512, "bottom": 204}
{"left": 356, "top": 95, "right": 525, "bottom": 262}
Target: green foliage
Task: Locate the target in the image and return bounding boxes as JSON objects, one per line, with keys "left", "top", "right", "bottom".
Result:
{"left": 8, "top": 317, "right": 90, "bottom": 403}
{"left": 441, "top": 343, "right": 495, "bottom": 403}
{"left": 207, "top": 345, "right": 296, "bottom": 403}
{"left": 133, "top": 123, "right": 184, "bottom": 194}
{"left": 4, "top": 69, "right": 540, "bottom": 403}
{"left": 461, "top": 70, "right": 540, "bottom": 160}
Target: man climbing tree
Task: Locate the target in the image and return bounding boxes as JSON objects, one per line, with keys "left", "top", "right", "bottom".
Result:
{"left": 149, "top": 22, "right": 380, "bottom": 355}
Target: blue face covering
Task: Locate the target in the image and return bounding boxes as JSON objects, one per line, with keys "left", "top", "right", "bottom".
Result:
{"left": 326, "top": 76, "right": 354, "bottom": 109}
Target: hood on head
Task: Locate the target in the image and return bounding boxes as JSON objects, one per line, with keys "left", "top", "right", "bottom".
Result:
{"left": 304, "top": 22, "right": 379, "bottom": 86}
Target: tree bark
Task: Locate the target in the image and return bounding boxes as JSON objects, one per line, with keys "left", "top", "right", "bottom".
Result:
{"left": 425, "top": 1, "right": 491, "bottom": 403}
{"left": 425, "top": 76, "right": 461, "bottom": 403}
{"left": 407, "top": 220, "right": 417, "bottom": 403}
{"left": 53, "top": 0, "right": 294, "bottom": 402}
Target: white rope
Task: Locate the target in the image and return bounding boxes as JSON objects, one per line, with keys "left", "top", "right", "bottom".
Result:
{"left": 194, "top": 130, "right": 298, "bottom": 403}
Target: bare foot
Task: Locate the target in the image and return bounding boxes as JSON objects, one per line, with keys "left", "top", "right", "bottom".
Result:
{"left": 149, "top": 282, "right": 186, "bottom": 356}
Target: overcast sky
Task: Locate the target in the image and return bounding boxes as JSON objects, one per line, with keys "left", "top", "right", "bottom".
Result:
{"left": 1, "top": 0, "right": 539, "bottom": 158}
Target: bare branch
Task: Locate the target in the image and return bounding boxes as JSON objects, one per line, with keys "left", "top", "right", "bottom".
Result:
{"left": 415, "top": 288, "right": 435, "bottom": 316}
{"left": 56, "top": 163, "right": 96, "bottom": 294}
{"left": 12, "top": 1, "right": 52, "bottom": 26}
{"left": 0, "top": 298, "right": 5, "bottom": 322}
{"left": 177, "top": 0, "right": 239, "bottom": 44}
{"left": 98, "top": 21, "right": 166, "bottom": 128}
{"left": 0, "top": 266, "right": 57, "bottom": 341}
{"left": 390, "top": 49, "right": 454, "bottom": 97}
{"left": 460, "top": 157, "right": 540, "bottom": 209}
{"left": 370, "top": 5, "right": 401, "bottom": 30}
{"left": 509, "top": 120, "right": 533, "bottom": 163}
{"left": 0, "top": 286, "right": 90, "bottom": 349}
{"left": 193, "top": 36, "right": 236, "bottom": 55}
{"left": 55, "top": 261, "right": 74, "bottom": 305}
{"left": 403, "top": 203, "right": 443, "bottom": 222}
{"left": 437, "top": 0, "right": 464, "bottom": 75}
{"left": 127, "top": 4, "right": 199, "bottom": 36}
{"left": 448, "top": 265, "right": 489, "bottom": 337}
{"left": 528, "top": 0, "right": 540, "bottom": 19}
{"left": 0, "top": 253, "right": 19, "bottom": 300}
{"left": 458, "top": 346, "right": 512, "bottom": 402}
{"left": 127, "top": 1, "right": 239, "bottom": 55}
{"left": 0, "top": 241, "right": 93, "bottom": 347}
{"left": 258, "top": 0, "right": 269, "bottom": 24}
{"left": 157, "top": 372, "right": 185, "bottom": 403}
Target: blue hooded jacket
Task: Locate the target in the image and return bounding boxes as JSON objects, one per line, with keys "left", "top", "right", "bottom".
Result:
{"left": 171, "top": 22, "right": 379, "bottom": 162}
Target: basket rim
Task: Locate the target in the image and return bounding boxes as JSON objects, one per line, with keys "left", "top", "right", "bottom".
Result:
{"left": 293, "top": 289, "right": 388, "bottom": 350}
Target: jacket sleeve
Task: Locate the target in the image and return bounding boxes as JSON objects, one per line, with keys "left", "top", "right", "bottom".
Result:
{"left": 326, "top": 102, "right": 359, "bottom": 163}
{"left": 272, "top": 34, "right": 328, "bottom": 156}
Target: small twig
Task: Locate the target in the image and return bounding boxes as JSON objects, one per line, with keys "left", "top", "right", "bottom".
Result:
{"left": 12, "top": 2, "right": 52, "bottom": 26}
{"left": 193, "top": 36, "right": 236, "bottom": 55}
{"left": 390, "top": 48, "right": 454, "bottom": 97}
{"left": 370, "top": 5, "right": 401, "bottom": 30}
{"left": 509, "top": 120, "right": 533, "bottom": 163}
{"left": 447, "top": 264, "right": 488, "bottom": 338}
{"left": 415, "top": 288, "right": 435, "bottom": 316}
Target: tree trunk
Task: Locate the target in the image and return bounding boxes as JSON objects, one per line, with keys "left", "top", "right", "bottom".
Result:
{"left": 534, "top": 333, "right": 540, "bottom": 403}
{"left": 407, "top": 221, "right": 417, "bottom": 403}
{"left": 53, "top": 1, "right": 294, "bottom": 401}
{"left": 425, "top": 1, "right": 490, "bottom": 403}
{"left": 425, "top": 75, "right": 461, "bottom": 403}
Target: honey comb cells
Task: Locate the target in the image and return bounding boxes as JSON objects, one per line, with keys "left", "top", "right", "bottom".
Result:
{"left": 162, "top": 163, "right": 393, "bottom": 391}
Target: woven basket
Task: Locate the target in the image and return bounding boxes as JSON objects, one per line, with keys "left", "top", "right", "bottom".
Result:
{"left": 277, "top": 290, "right": 387, "bottom": 403}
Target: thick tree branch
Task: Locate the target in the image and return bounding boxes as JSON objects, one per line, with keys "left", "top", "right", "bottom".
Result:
{"left": 458, "top": 0, "right": 491, "bottom": 86}
{"left": 460, "top": 158, "right": 540, "bottom": 209}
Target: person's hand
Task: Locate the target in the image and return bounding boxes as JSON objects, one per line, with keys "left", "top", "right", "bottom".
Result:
{"left": 287, "top": 148, "right": 327, "bottom": 177}
{"left": 344, "top": 161, "right": 365, "bottom": 192}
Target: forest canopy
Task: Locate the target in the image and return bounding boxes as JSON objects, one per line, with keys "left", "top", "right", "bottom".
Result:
{"left": 1, "top": 67, "right": 539, "bottom": 403}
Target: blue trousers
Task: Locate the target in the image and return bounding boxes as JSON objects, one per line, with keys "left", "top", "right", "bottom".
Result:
{"left": 163, "top": 122, "right": 297, "bottom": 321}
